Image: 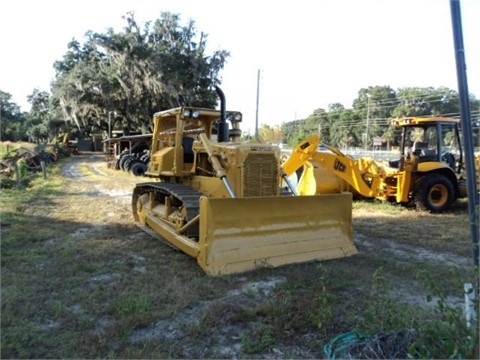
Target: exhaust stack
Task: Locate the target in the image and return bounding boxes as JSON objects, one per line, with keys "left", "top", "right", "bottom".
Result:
{"left": 215, "top": 86, "right": 229, "bottom": 142}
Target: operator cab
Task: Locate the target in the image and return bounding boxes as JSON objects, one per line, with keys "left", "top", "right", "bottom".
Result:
{"left": 389, "top": 117, "right": 463, "bottom": 173}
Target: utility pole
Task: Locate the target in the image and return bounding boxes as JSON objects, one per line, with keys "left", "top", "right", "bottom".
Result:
{"left": 450, "top": 0, "right": 478, "bottom": 266}
{"left": 255, "top": 69, "right": 260, "bottom": 140}
{"left": 365, "top": 93, "right": 371, "bottom": 150}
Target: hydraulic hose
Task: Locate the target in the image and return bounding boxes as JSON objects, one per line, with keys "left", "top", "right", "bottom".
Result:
{"left": 199, "top": 133, "right": 236, "bottom": 198}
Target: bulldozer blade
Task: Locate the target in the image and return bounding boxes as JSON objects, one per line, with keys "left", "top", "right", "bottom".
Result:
{"left": 196, "top": 193, "right": 357, "bottom": 275}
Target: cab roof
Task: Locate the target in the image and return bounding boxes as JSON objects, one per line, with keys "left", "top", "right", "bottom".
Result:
{"left": 391, "top": 116, "right": 460, "bottom": 127}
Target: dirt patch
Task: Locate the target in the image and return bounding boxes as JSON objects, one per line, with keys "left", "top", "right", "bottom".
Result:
{"left": 355, "top": 234, "right": 471, "bottom": 269}
{"left": 129, "top": 277, "right": 286, "bottom": 343}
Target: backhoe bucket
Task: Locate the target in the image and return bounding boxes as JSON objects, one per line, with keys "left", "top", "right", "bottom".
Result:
{"left": 197, "top": 193, "right": 356, "bottom": 275}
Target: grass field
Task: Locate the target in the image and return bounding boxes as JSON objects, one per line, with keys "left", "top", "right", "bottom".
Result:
{"left": 1, "top": 153, "right": 478, "bottom": 359}
{"left": 0, "top": 141, "right": 38, "bottom": 155}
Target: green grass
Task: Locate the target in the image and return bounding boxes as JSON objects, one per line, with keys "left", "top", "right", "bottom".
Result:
{"left": 352, "top": 198, "right": 473, "bottom": 256}
{"left": 0, "top": 141, "right": 37, "bottom": 157}
{"left": 1, "top": 155, "right": 478, "bottom": 359}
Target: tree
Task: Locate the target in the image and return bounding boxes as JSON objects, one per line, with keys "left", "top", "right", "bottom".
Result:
{"left": 258, "top": 124, "right": 283, "bottom": 144}
{"left": 51, "top": 12, "right": 230, "bottom": 137}
{"left": 0, "top": 91, "right": 26, "bottom": 141}
{"left": 25, "top": 89, "right": 64, "bottom": 142}
{"left": 280, "top": 85, "right": 475, "bottom": 150}
{"left": 312, "top": 108, "right": 329, "bottom": 142}
{"left": 352, "top": 86, "right": 397, "bottom": 148}
{"left": 327, "top": 104, "right": 361, "bottom": 148}
{"left": 391, "top": 87, "right": 461, "bottom": 118}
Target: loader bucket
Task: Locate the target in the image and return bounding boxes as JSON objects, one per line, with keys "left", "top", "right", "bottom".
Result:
{"left": 196, "top": 193, "right": 356, "bottom": 275}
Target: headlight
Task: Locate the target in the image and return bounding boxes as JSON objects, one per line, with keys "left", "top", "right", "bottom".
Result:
{"left": 183, "top": 109, "right": 200, "bottom": 118}
{"left": 226, "top": 112, "right": 242, "bottom": 122}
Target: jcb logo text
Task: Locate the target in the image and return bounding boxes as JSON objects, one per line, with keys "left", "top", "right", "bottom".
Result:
{"left": 334, "top": 159, "right": 346, "bottom": 172}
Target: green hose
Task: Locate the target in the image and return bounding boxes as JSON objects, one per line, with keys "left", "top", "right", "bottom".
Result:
{"left": 324, "top": 332, "right": 367, "bottom": 359}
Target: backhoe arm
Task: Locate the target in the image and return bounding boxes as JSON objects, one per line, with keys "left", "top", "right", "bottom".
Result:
{"left": 283, "top": 135, "right": 380, "bottom": 198}
{"left": 282, "top": 135, "right": 321, "bottom": 176}
{"left": 310, "top": 151, "right": 378, "bottom": 198}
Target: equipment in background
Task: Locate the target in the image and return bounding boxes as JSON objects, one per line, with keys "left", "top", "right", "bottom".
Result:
{"left": 283, "top": 117, "right": 479, "bottom": 213}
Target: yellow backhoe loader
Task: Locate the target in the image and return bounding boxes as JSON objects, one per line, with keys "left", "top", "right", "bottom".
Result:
{"left": 283, "top": 116, "right": 480, "bottom": 213}
{"left": 132, "top": 87, "right": 357, "bottom": 275}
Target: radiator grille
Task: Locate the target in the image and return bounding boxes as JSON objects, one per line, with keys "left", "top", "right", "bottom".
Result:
{"left": 242, "top": 153, "right": 279, "bottom": 197}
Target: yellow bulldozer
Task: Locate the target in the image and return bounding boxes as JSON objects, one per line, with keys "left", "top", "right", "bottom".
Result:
{"left": 283, "top": 116, "right": 480, "bottom": 213}
{"left": 132, "top": 87, "right": 357, "bottom": 275}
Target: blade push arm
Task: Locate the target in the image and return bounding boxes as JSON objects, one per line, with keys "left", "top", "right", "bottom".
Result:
{"left": 198, "top": 133, "right": 236, "bottom": 198}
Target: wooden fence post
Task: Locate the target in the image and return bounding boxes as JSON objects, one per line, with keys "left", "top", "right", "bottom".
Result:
{"left": 14, "top": 162, "right": 20, "bottom": 186}
{"left": 40, "top": 161, "right": 47, "bottom": 179}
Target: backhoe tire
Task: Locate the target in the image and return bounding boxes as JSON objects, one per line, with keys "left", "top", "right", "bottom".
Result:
{"left": 414, "top": 173, "right": 456, "bottom": 213}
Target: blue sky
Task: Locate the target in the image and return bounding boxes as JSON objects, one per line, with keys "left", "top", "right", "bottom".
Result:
{"left": 1, "top": 0, "right": 479, "bottom": 133}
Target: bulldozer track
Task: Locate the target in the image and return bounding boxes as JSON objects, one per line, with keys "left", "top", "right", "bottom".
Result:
{"left": 133, "top": 182, "right": 202, "bottom": 224}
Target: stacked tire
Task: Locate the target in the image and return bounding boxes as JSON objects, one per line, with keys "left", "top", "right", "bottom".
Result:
{"left": 118, "top": 150, "right": 150, "bottom": 176}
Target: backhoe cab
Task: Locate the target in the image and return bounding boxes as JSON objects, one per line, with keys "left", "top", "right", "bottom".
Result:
{"left": 393, "top": 116, "right": 470, "bottom": 210}
{"left": 393, "top": 117, "right": 462, "bottom": 172}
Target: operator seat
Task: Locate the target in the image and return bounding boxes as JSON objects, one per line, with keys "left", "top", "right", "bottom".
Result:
{"left": 441, "top": 152, "right": 455, "bottom": 169}
{"left": 413, "top": 141, "right": 437, "bottom": 157}
{"left": 412, "top": 141, "right": 428, "bottom": 156}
